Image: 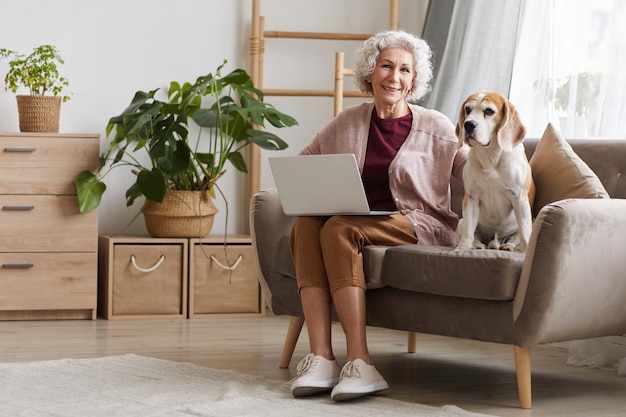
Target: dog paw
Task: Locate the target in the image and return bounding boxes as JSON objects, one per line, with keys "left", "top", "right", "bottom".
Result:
{"left": 473, "top": 241, "right": 487, "bottom": 250}
{"left": 499, "top": 243, "right": 517, "bottom": 252}
{"left": 456, "top": 241, "right": 486, "bottom": 251}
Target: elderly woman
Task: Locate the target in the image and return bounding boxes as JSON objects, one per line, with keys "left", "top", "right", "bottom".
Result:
{"left": 289, "top": 30, "right": 468, "bottom": 401}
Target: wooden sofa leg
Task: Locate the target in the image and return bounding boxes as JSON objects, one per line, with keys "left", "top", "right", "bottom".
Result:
{"left": 513, "top": 345, "right": 532, "bottom": 409}
{"left": 279, "top": 316, "right": 305, "bottom": 368}
{"left": 407, "top": 331, "right": 417, "bottom": 353}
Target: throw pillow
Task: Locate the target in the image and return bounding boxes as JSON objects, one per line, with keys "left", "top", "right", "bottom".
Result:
{"left": 529, "top": 123, "right": 610, "bottom": 217}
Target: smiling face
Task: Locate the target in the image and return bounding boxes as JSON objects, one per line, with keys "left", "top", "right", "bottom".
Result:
{"left": 367, "top": 47, "right": 415, "bottom": 118}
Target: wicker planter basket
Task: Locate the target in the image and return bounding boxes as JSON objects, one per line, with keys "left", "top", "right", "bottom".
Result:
{"left": 16, "top": 95, "right": 62, "bottom": 133}
{"left": 141, "top": 190, "right": 218, "bottom": 238}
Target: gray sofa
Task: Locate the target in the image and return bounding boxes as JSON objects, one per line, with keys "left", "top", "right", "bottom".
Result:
{"left": 249, "top": 137, "right": 626, "bottom": 409}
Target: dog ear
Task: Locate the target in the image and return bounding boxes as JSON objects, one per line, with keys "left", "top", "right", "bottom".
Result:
{"left": 497, "top": 99, "right": 526, "bottom": 152}
{"left": 455, "top": 100, "right": 467, "bottom": 148}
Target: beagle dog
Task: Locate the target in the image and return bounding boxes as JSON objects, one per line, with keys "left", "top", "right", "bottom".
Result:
{"left": 455, "top": 92, "right": 535, "bottom": 252}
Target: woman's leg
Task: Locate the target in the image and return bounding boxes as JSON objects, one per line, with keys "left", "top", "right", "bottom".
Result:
{"left": 300, "top": 286, "right": 334, "bottom": 360}
{"left": 322, "top": 214, "right": 415, "bottom": 362}
{"left": 289, "top": 217, "right": 341, "bottom": 396}
{"left": 289, "top": 214, "right": 415, "bottom": 399}
{"left": 290, "top": 216, "right": 335, "bottom": 358}
{"left": 320, "top": 214, "right": 415, "bottom": 401}
{"left": 331, "top": 285, "right": 369, "bottom": 363}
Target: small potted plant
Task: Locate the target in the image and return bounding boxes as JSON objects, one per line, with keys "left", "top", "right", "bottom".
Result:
{"left": 0, "top": 44, "right": 71, "bottom": 133}
{"left": 536, "top": 72, "right": 599, "bottom": 136}
{"left": 550, "top": 72, "right": 598, "bottom": 117}
{"left": 75, "top": 59, "right": 297, "bottom": 237}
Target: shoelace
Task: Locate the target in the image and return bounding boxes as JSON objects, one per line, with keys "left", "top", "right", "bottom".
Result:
{"left": 296, "top": 354, "right": 316, "bottom": 376}
{"left": 339, "top": 361, "right": 361, "bottom": 379}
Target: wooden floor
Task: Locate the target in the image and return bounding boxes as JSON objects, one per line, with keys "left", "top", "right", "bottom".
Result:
{"left": 1, "top": 311, "right": 625, "bottom": 417}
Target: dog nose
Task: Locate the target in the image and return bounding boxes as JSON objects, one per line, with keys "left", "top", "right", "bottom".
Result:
{"left": 464, "top": 120, "right": 477, "bottom": 134}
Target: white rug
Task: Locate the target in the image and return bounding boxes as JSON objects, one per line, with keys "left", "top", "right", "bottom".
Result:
{"left": 0, "top": 354, "right": 495, "bottom": 417}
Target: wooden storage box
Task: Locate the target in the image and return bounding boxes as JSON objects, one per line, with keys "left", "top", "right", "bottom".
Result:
{"left": 98, "top": 236, "right": 188, "bottom": 319}
{"left": 189, "top": 236, "right": 264, "bottom": 318}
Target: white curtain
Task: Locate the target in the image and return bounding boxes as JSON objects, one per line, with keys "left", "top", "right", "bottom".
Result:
{"left": 421, "top": 0, "right": 523, "bottom": 122}
{"left": 510, "top": 0, "right": 626, "bottom": 139}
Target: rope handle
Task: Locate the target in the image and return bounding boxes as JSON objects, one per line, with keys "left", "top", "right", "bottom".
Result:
{"left": 210, "top": 254, "right": 243, "bottom": 271}
{"left": 130, "top": 255, "right": 166, "bottom": 273}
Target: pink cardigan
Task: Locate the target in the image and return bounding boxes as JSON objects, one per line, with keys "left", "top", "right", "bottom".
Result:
{"left": 300, "top": 102, "right": 468, "bottom": 246}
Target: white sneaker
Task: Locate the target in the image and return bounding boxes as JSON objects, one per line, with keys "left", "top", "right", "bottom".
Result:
{"left": 331, "top": 359, "right": 389, "bottom": 401}
{"left": 290, "top": 353, "right": 341, "bottom": 397}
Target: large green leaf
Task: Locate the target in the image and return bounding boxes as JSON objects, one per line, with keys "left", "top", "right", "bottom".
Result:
{"left": 247, "top": 129, "right": 289, "bottom": 150}
{"left": 137, "top": 168, "right": 167, "bottom": 202}
{"left": 192, "top": 100, "right": 235, "bottom": 128}
{"left": 222, "top": 67, "right": 252, "bottom": 87}
{"left": 148, "top": 113, "right": 188, "bottom": 161}
{"left": 231, "top": 96, "right": 298, "bottom": 129}
{"left": 263, "top": 107, "right": 298, "bottom": 128}
{"left": 75, "top": 170, "right": 106, "bottom": 213}
{"left": 125, "top": 101, "right": 163, "bottom": 137}
{"left": 227, "top": 151, "right": 248, "bottom": 173}
{"left": 191, "top": 108, "right": 219, "bottom": 128}
{"left": 107, "top": 89, "right": 157, "bottom": 134}
{"left": 157, "top": 142, "right": 192, "bottom": 176}
{"left": 121, "top": 89, "right": 157, "bottom": 115}
{"left": 195, "top": 152, "right": 216, "bottom": 167}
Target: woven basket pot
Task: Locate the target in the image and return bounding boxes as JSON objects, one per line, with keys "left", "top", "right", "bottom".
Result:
{"left": 16, "top": 95, "right": 61, "bottom": 133}
{"left": 141, "top": 190, "right": 218, "bottom": 238}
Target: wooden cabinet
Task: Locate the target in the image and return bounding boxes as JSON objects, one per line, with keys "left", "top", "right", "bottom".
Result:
{"left": 0, "top": 133, "right": 99, "bottom": 320}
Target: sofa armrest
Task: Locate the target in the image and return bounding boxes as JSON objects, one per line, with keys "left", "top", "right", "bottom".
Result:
{"left": 249, "top": 188, "right": 298, "bottom": 313}
{"left": 514, "top": 198, "right": 626, "bottom": 346}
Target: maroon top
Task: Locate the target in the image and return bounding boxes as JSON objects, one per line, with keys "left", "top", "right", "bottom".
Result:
{"left": 362, "top": 109, "right": 412, "bottom": 210}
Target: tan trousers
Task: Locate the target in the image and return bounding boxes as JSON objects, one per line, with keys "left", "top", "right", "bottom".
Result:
{"left": 289, "top": 214, "right": 417, "bottom": 294}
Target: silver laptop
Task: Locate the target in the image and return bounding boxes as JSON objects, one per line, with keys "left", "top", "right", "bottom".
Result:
{"left": 268, "top": 153, "right": 397, "bottom": 216}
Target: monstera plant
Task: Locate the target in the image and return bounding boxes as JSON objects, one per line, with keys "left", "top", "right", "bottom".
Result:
{"left": 75, "top": 60, "right": 297, "bottom": 236}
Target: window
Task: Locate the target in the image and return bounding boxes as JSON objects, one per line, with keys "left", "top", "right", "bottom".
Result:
{"left": 510, "top": 0, "right": 626, "bottom": 139}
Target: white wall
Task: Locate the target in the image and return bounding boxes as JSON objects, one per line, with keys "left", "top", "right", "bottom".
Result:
{"left": 0, "top": 0, "right": 428, "bottom": 236}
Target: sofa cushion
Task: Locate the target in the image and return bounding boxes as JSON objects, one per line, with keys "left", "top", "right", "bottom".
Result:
{"left": 273, "top": 236, "right": 388, "bottom": 290}
{"left": 361, "top": 245, "right": 389, "bottom": 290}
{"left": 529, "top": 123, "right": 610, "bottom": 217}
{"left": 274, "top": 236, "right": 296, "bottom": 279}
{"left": 381, "top": 245, "right": 525, "bottom": 300}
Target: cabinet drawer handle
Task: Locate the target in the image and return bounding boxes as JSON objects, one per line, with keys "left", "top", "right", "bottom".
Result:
{"left": 3, "top": 206, "right": 35, "bottom": 211}
{"left": 2, "top": 263, "right": 34, "bottom": 269}
{"left": 210, "top": 254, "right": 244, "bottom": 271}
{"left": 4, "top": 147, "right": 36, "bottom": 153}
{"left": 130, "top": 255, "right": 165, "bottom": 273}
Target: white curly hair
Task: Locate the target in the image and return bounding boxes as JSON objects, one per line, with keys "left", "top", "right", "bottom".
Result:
{"left": 353, "top": 30, "right": 433, "bottom": 102}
